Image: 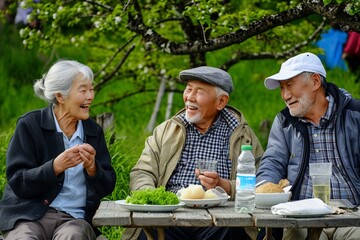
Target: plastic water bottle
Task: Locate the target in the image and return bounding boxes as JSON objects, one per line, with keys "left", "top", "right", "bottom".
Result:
{"left": 235, "top": 145, "right": 256, "bottom": 213}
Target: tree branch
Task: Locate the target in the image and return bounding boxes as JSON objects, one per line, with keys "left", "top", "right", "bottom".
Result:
{"left": 94, "top": 45, "right": 136, "bottom": 92}
{"left": 221, "top": 18, "right": 327, "bottom": 70}
{"left": 127, "top": 2, "right": 315, "bottom": 55}
{"left": 303, "top": 0, "right": 360, "bottom": 32}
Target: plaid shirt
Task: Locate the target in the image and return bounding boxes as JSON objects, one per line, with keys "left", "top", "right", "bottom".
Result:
{"left": 166, "top": 108, "right": 239, "bottom": 193}
{"left": 299, "top": 94, "right": 360, "bottom": 204}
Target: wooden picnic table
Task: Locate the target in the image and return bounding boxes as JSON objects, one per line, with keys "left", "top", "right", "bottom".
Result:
{"left": 92, "top": 200, "right": 360, "bottom": 240}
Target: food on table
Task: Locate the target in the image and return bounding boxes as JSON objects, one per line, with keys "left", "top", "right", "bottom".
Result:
{"left": 181, "top": 184, "right": 205, "bottom": 199}
{"left": 278, "top": 179, "right": 290, "bottom": 188}
{"left": 203, "top": 189, "right": 218, "bottom": 199}
{"left": 126, "top": 186, "right": 179, "bottom": 205}
{"left": 179, "top": 184, "right": 219, "bottom": 199}
{"left": 255, "top": 179, "right": 290, "bottom": 193}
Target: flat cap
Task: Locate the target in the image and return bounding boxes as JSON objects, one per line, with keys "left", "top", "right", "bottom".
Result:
{"left": 179, "top": 66, "right": 234, "bottom": 94}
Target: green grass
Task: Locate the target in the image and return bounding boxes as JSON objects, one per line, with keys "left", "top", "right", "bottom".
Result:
{"left": 1, "top": 22, "right": 360, "bottom": 239}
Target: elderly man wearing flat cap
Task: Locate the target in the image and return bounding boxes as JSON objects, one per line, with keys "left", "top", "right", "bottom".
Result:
{"left": 256, "top": 52, "right": 360, "bottom": 240}
{"left": 122, "top": 66, "right": 263, "bottom": 240}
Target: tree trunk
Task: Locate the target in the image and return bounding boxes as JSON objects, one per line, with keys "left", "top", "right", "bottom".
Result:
{"left": 146, "top": 76, "right": 167, "bottom": 132}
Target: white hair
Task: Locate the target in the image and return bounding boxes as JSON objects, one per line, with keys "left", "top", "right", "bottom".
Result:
{"left": 215, "top": 86, "right": 229, "bottom": 98}
{"left": 302, "top": 71, "right": 327, "bottom": 88}
{"left": 33, "top": 60, "right": 93, "bottom": 104}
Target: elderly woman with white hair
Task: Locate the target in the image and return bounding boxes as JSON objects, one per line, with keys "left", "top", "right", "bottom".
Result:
{"left": 0, "top": 60, "right": 116, "bottom": 239}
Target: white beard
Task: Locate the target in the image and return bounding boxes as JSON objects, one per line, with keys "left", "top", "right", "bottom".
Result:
{"left": 185, "top": 111, "right": 202, "bottom": 124}
{"left": 288, "top": 92, "right": 313, "bottom": 117}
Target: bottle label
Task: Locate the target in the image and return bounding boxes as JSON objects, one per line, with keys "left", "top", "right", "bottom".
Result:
{"left": 236, "top": 174, "right": 256, "bottom": 190}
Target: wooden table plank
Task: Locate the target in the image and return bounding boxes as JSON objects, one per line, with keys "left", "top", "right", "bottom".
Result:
{"left": 253, "top": 208, "right": 360, "bottom": 229}
{"left": 171, "top": 207, "right": 212, "bottom": 227}
{"left": 208, "top": 202, "right": 254, "bottom": 227}
{"left": 92, "top": 201, "right": 131, "bottom": 227}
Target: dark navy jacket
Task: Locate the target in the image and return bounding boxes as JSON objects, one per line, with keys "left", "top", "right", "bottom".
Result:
{"left": 0, "top": 105, "right": 116, "bottom": 234}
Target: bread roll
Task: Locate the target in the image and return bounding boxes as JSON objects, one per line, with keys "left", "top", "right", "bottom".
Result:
{"left": 181, "top": 184, "right": 205, "bottom": 199}
{"left": 255, "top": 179, "right": 290, "bottom": 193}
{"left": 203, "top": 189, "right": 218, "bottom": 199}
{"left": 255, "top": 182, "right": 283, "bottom": 193}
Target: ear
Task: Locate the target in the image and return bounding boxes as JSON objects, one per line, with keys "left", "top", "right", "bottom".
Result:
{"left": 311, "top": 74, "right": 322, "bottom": 90}
{"left": 216, "top": 95, "right": 229, "bottom": 110}
{"left": 55, "top": 93, "right": 64, "bottom": 103}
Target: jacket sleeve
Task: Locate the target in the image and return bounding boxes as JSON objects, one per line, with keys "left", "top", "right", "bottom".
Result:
{"left": 256, "top": 115, "right": 290, "bottom": 184}
{"left": 6, "top": 116, "right": 61, "bottom": 199}
{"left": 129, "top": 120, "right": 185, "bottom": 191}
{"left": 129, "top": 122, "right": 166, "bottom": 191}
{"left": 85, "top": 126, "right": 116, "bottom": 199}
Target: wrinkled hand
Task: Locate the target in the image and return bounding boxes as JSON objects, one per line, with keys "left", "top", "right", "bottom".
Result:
{"left": 195, "top": 169, "right": 231, "bottom": 195}
{"left": 195, "top": 168, "right": 220, "bottom": 190}
{"left": 80, "top": 143, "right": 97, "bottom": 176}
{"left": 53, "top": 144, "right": 97, "bottom": 176}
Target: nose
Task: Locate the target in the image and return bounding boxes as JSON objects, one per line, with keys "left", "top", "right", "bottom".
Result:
{"left": 184, "top": 90, "right": 196, "bottom": 102}
{"left": 281, "top": 88, "right": 291, "bottom": 101}
{"left": 87, "top": 90, "right": 95, "bottom": 100}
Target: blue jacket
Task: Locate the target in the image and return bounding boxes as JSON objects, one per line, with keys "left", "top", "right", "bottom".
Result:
{"left": 257, "top": 83, "right": 360, "bottom": 202}
{"left": 0, "top": 105, "right": 116, "bottom": 234}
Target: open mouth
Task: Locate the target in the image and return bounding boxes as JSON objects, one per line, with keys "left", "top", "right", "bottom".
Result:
{"left": 186, "top": 103, "right": 199, "bottom": 111}
{"left": 80, "top": 104, "right": 90, "bottom": 109}
{"left": 188, "top": 106, "right": 198, "bottom": 110}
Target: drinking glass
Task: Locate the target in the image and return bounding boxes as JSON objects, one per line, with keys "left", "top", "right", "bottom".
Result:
{"left": 197, "top": 159, "right": 217, "bottom": 174}
{"left": 309, "top": 162, "right": 332, "bottom": 204}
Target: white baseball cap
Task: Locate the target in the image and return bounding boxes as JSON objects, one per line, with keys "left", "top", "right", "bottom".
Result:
{"left": 264, "top": 52, "right": 327, "bottom": 90}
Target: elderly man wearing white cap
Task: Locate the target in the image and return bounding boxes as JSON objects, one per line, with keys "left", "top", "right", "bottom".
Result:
{"left": 122, "top": 66, "right": 263, "bottom": 240}
{"left": 257, "top": 52, "right": 360, "bottom": 240}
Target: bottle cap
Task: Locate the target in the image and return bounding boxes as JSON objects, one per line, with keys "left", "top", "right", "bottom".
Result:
{"left": 241, "top": 145, "right": 252, "bottom": 151}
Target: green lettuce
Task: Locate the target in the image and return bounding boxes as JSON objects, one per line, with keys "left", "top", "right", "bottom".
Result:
{"left": 126, "top": 186, "right": 179, "bottom": 205}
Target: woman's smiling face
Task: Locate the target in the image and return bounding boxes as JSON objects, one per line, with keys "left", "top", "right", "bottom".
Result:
{"left": 62, "top": 74, "right": 94, "bottom": 121}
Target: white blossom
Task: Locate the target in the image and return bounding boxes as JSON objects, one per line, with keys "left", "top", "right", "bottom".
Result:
{"left": 53, "top": 13, "right": 57, "bottom": 19}
{"left": 19, "top": 29, "right": 25, "bottom": 37}
{"left": 71, "top": 37, "right": 76, "bottom": 43}
{"left": 26, "top": 15, "right": 33, "bottom": 22}
{"left": 94, "top": 21, "right": 101, "bottom": 28}
{"left": 115, "top": 16, "right": 122, "bottom": 24}
{"left": 145, "top": 29, "right": 153, "bottom": 35}
{"left": 22, "top": 40, "right": 27, "bottom": 45}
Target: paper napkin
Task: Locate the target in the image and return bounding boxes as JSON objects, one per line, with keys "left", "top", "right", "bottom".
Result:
{"left": 271, "top": 198, "right": 334, "bottom": 215}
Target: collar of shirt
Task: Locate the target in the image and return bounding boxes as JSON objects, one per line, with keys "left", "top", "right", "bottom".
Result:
{"left": 52, "top": 107, "right": 84, "bottom": 145}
